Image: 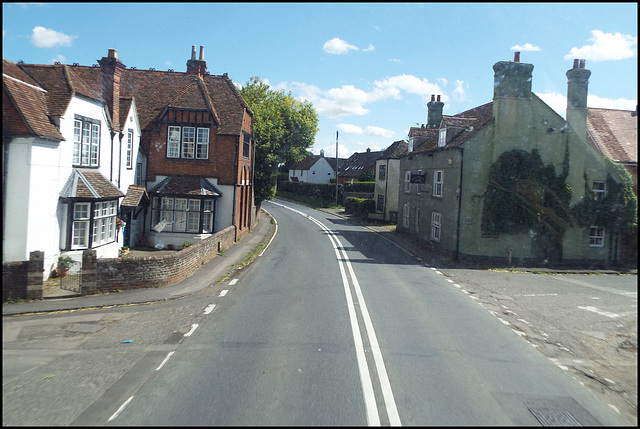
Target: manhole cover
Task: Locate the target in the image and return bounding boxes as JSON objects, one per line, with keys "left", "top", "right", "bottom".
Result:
{"left": 528, "top": 408, "right": 581, "bottom": 426}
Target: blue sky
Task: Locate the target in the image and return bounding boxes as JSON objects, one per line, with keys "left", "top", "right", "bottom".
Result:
{"left": 3, "top": 2, "right": 637, "bottom": 158}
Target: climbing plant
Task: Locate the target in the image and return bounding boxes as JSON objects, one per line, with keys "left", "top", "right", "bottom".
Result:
{"left": 481, "top": 147, "right": 573, "bottom": 255}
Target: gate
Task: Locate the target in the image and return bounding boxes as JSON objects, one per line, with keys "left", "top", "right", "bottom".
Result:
{"left": 60, "top": 260, "right": 82, "bottom": 293}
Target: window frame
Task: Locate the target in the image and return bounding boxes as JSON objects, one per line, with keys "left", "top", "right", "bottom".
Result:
{"left": 167, "top": 125, "right": 210, "bottom": 160}
{"left": 438, "top": 128, "right": 447, "bottom": 147}
{"left": 153, "top": 196, "right": 215, "bottom": 234}
{"left": 402, "top": 203, "right": 410, "bottom": 228}
{"left": 589, "top": 226, "right": 605, "bottom": 247}
{"left": 378, "top": 164, "right": 386, "bottom": 180}
{"left": 404, "top": 171, "right": 411, "bottom": 193}
{"left": 431, "top": 211, "right": 442, "bottom": 242}
{"left": 433, "top": 170, "right": 444, "bottom": 197}
{"left": 73, "top": 115, "right": 101, "bottom": 167}
{"left": 126, "top": 129, "right": 134, "bottom": 169}
{"left": 592, "top": 181, "right": 606, "bottom": 201}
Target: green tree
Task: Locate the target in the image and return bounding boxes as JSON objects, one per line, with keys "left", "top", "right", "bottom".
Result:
{"left": 239, "top": 77, "right": 318, "bottom": 205}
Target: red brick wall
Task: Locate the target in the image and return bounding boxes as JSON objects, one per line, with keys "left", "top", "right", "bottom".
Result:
{"left": 95, "top": 225, "right": 236, "bottom": 292}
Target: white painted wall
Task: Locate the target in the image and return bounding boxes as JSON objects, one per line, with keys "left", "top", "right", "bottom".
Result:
{"left": 289, "top": 158, "right": 335, "bottom": 184}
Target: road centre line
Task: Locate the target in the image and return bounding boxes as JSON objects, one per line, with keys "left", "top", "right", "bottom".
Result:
{"left": 156, "top": 351, "right": 175, "bottom": 371}
{"left": 204, "top": 304, "right": 216, "bottom": 314}
{"left": 219, "top": 290, "right": 228, "bottom": 297}
{"left": 229, "top": 279, "right": 238, "bottom": 286}
{"left": 271, "top": 202, "right": 401, "bottom": 426}
{"left": 184, "top": 324, "right": 199, "bottom": 337}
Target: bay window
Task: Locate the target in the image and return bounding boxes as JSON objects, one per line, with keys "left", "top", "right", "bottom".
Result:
{"left": 152, "top": 196, "right": 216, "bottom": 233}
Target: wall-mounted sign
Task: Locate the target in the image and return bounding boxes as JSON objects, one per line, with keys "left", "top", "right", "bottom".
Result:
{"left": 410, "top": 174, "right": 426, "bottom": 184}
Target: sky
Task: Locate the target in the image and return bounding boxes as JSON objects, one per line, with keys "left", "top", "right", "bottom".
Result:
{"left": 2, "top": 2, "right": 637, "bottom": 158}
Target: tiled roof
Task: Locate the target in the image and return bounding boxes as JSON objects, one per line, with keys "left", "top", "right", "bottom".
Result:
{"left": 290, "top": 155, "right": 323, "bottom": 171}
{"left": 60, "top": 169, "right": 125, "bottom": 199}
{"left": 379, "top": 140, "right": 408, "bottom": 159}
{"left": 148, "top": 176, "right": 222, "bottom": 196}
{"left": 587, "top": 107, "right": 637, "bottom": 164}
{"left": 2, "top": 70, "right": 64, "bottom": 140}
{"left": 341, "top": 149, "right": 384, "bottom": 179}
{"left": 121, "top": 184, "right": 149, "bottom": 207}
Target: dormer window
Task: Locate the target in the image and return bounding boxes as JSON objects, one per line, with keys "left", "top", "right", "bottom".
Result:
{"left": 73, "top": 115, "right": 100, "bottom": 167}
{"left": 167, "top": 125, "right": 209, "bottom": 160}
{"left": 438, "top": 128, "right": 446, "bottom": 147}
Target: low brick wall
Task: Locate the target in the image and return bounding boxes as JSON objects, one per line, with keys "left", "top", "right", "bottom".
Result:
{"left": 95, "top": 226, "right": 236, "bottom": 292}
{"left": 3, "top": 261, "right": 28, "bottom": 301}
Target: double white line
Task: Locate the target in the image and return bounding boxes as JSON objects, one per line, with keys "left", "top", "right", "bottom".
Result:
{"left": 271, "top": 202, "right": 401, "bottom": 426}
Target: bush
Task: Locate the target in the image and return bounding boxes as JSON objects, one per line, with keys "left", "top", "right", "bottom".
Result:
{"left": 345, "top": 197, "right": 375, "bottom": 220}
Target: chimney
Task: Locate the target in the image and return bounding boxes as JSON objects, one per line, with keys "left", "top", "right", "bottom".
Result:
{"left": 98, "top": 48, "right": 126, "bottom": 132}
{"left": 320, "top": 149, "right": 325, "bottom": 157}
{"left": 565, "top": 59, "right": 591, "bottom": 142}
{"left": 186, "top": 45, "right": 207, "bottom": 77}
{"left": 514, "top": 51, "right": 520, "bottom": 63}
{"left": 427, "top": 94, "right": 444, "bottom": 128}
{"left": 493, "top": 55, "right": 534, "bottom": 100}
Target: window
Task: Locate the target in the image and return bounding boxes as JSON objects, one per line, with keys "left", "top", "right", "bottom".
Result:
{"left": 402, "top": 203, "right": 410, "bottom": 228}
{"left": 92, "top": 201, "right": 117, "bottom": 246}
{"left": 438, "top": 128, "right": 447, "bottom": 147}
{"left": 379, "top": 164, "right": 386, "bottom": 180}
{"left": 431, "top": 212, "right": 442, "bottom": 242}
{"left": 73, "top": 116, "right": 100, "bottom": 167}
{"left": 433, "top": 170, "right": 444, "bottom": 197}
{"left": 377, "top": 195, "right": 384, "bottom": 212}
{"left": 167, "top": 126, "right": 210, "bottom": 160}
{"left": 72, "top": 203, "right": 90, "bottom": 248}
{"left": 589, "top": 226, "right": 605, "bottom": 247}
{"left": 153, "top": 196, "right": 214, "bottom": 233}
{"left": 416, "top": 169, "right": 422, "bottom": 195}
{"left": 592, "top": 181, "right": 606, "bottom": 201}
{"left": 243, "top": 132, "right": 251, "bottom": 158}
{"left": 415, "top": 207, "right": 420, "bottom": 233}
{"left": 135, "top": 163, "right": 143, "bottom": 185}
{"left": 126, "top": 130, "right": 133, "bottom": 168}
{"left": 404, "top": 171, "right": 411, "bottom": 193}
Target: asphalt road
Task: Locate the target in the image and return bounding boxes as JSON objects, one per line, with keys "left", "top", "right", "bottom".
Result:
{"left": 2, "top": 199, "right": 636, "bottom": 425}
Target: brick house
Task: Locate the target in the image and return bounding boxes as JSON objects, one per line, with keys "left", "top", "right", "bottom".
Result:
{"left": 3, "top": 46, "right": 255, "bottom": 277}
{"left": 397, "top": 53, "right": 637, "bottom": 268}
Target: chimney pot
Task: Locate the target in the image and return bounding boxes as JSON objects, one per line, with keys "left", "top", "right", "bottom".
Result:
{"left": 199, "top": 46, "right": 204, "bottom": 61}
{"left": 108, "top": 49, "right": 118, "bottom": 59}
{"left": 579, "top": 59, "right": 585, "bottom": 69}
{"left": 437, "top": 95, "right": 441, "bottom": 102}
{"left": 514, "top": 51, "right": 520, "bottom": 63}
{"left": 191, "top": 45, "right": 196, "bottom": 60}
{"left": 431, "top": 94, "right": 435, "bottom": 102}
{"left": 573, "top": 59, "right": 579, "bottom": 69}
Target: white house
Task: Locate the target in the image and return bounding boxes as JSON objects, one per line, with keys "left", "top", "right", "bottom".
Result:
{"left": 289, "top": 150, "right": 336, "bottom": 184}
{"left": 3, "top": 59, "right": 143, "bottom": 278}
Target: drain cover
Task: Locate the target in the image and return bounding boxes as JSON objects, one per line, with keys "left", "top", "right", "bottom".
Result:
{"left": 528, "top": 408, "right": 582, "bottom": 426}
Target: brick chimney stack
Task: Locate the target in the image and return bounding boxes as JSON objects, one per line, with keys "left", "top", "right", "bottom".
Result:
{"left": 427, "top": 94, "right": 444, "bottom": 128}
{"left": 98, "top": 48, "right": 126, "bottom": 132}
{"left": 566, "top": 58, "right": 591, "bottom": 142}
{"left": 186, "top": 45, "right": 207, "bottom": 77}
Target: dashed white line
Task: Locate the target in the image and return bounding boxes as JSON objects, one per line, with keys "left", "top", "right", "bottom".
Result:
{"left": 156, "top": 351, "right": 175, "bottom": 371}
{"left": 108, "top": 395, "right": 134, "bottom": 422}
{"left": 184, "top": 324, "right": 199, "bottom": 337}
{"left": 219, "top": 290, "right": 228, "bottom": 297}
{"left": 578, "top": 306, "right": 625, "bottom": 318}
{"left": 229, "top": 279, "right": 238, "bottom": 286}
{"left": 204, "top": 304, "right": 216, "bottom": 314}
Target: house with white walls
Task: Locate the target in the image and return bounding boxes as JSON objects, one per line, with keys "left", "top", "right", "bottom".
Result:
{"left": 3, "top": 59, "right": 143, "bottom": 277}
{"left": 289, "top": 150, "right": 336, "bottom": 184}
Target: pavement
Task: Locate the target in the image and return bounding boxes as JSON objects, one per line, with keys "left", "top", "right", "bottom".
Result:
{"left": 3, "top": 204, "right": 635, "bottom": 317}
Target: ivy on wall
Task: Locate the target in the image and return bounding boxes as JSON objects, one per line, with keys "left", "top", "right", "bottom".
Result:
{"left": 481, "top": 147, "right": 637, "bottom": 254}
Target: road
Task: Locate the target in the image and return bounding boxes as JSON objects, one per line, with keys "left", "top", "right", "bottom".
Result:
{"left": 2, "top": 199, "right": 634, "bottom": 425}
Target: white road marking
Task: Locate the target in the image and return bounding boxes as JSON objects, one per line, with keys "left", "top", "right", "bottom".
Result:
{"left": 219, "top": 290, "right": 228, "bottom": 297}
{"left": 184, "top": 324, "right": 199, "bottom": 337}
{"left": 156, "top": 351, "right": 175, "bottom": 371}
{"left": 229, "top": 279, "right": 238, "bottom": 286}
{"left": 108, "top": 396, "right": 134, "bottom": 422}
{"left": 259, "top": 209, "right": 278, "bottom": 256}
{"left": 204, "top": 304, "right": 216, "bottom": 314}
{"left": 578, "top": 306, "right": 625, "bottom": 318}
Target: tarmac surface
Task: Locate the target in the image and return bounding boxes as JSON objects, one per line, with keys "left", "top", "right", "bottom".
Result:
{"left": 3, "top": 203, "right": 636, "bottom": 317}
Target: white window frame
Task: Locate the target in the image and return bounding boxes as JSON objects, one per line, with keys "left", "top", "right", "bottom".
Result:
{"left": 431, "top": 211, "right": 442, "bottom": 242}
{"left": 402, "top": 203, "right": 410, "bottom": 228}
{"left": 404, "top": 171, "right": 411, "bottom": 193}
{"left": 433, "top": 170, "right": 444, "bottom": 197}
{"left": 73, "top": 117, "right": 100, "bottom": 167}
{"left": 92, "top": 201, "right": 117, "bottom": 246}
{"left": 72, "top": 203, "right": 90, "bottom": 249}
{"left": 196, "top": 128, "right": 210, "bottom": 159}
{"left": 167, "top": 126, "right": 181, "bottom": 158}
{"left": 203, "top": 200, "right": 214, "bottom": 233}
{"left": 182, "top": 127, "right": 195, "bottom": 159}
{"left": 154, "top": 196, "right": 214, "bottom": 233}
{"left": 589, "top": 226, "right": 605, "bottom": 247}
{"left": 592, "top": 181, "right": 606, "bottom": 201}
{"left": 126, "top": 130, "right": 133, "bottom": 168}
{"left": 438, "top": 128, "right": 447, "bottom": 147}
{"left": 167, "top": 125, "right": 210, "bottom": 160}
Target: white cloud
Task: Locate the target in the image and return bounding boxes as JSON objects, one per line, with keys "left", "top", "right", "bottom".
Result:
{"left": 564, "top": 30, "right": 637, "bottom": 62}
{"left": 364, "top": 126, "right": 395, "bottom": 138}
{"left": 451, "top": 80, "right": 467, "bottom": 102}
{"left": 362, "top": 44, "right": 375, "bottom": 52}
{"left": 323, "top": 37, "right": 359, "bottom": 55}
{"left": 337, "top": 123, "right": 364, "bottom": 134}
{"left": 537, "top": 91, "right": 637, "bottom": 118}
{"left": 31, "top": 26, "right": 76, "bottom": 48}
{"left": 511, "top": 43, "right": 541, "bottom": 52}
{"left": 49, "top": 54, "right": 66, "bottom": 64}
{"left": 373, "top": 74, "right": 441, "bottom": 101}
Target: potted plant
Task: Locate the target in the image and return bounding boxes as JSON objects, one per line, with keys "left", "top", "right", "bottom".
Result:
{"left": 57, "top": 255, "right": 74, "bottom": 278}
{"left": 119, "top": 246, "right": 130, "bottom": 257}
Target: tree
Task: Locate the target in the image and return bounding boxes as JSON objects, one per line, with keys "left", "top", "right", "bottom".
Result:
{"left": 239, "top": 77, "right": 319, "bottom": 205}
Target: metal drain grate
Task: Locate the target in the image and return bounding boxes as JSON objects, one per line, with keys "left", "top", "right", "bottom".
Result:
{"left": 528, "top": 408, "right": 582, "bottom": 426}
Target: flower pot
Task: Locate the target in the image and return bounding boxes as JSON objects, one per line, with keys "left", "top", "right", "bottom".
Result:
{"left": 57, "top": 267, "right": 69, "bottom": 278}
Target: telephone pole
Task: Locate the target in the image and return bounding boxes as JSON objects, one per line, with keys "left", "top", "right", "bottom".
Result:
{"left": 335, "top": 131, "right": 339, "bottom": 207}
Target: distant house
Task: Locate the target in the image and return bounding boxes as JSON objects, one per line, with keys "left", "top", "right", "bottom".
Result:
{"left": 2, "top": 45, "right": 255, "bottom": 277}
{"left": 289, "top": 150, "right": 336, "bottom": 184}
{"left": 397, "top": 53, "right": 637, "bottom": 268}
{"left": 339, "top": 148, "right": 382, "bottom": 184}
{"left": 373, "top": 140, "right": 408, "bottom": 222}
